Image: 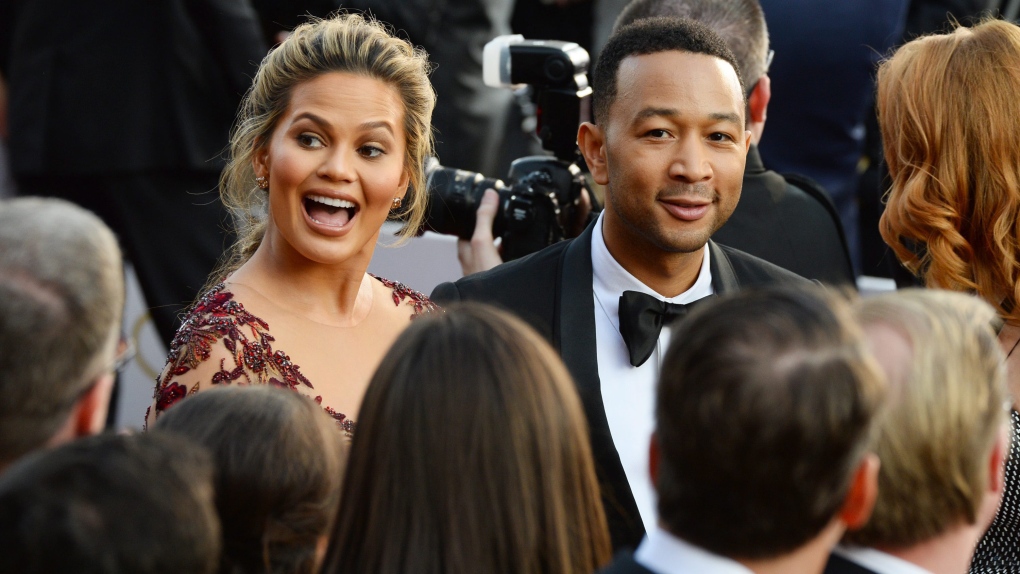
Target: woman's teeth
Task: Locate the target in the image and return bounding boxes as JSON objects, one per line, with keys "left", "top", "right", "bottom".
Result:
{"left": 306, "top": 194, "right": 356, "bottom": 209}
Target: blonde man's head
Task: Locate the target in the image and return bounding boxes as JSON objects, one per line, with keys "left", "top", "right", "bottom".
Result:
{"left": 846, "top": 289, "right": 1008, "bottom": 548}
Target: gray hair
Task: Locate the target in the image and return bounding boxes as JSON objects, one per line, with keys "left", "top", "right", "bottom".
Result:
{"left": 614, "top": 0, "right": 770, "bottom": 92}
{"left": 0, "top": 197, "right": 124, "bottom": 463}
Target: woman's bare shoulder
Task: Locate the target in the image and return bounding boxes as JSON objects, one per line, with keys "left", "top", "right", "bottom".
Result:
{"left": 370, "top": 274, "right": 441, "bottom": 319}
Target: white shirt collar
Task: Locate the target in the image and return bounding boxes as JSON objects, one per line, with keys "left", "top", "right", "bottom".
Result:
{"left": 590, "top": 211, "right": 713, "bottom": 333}
{"left": 833, "top": 546, "right": 934, "bottom": 574}
{"left": 634, "top": 526, "right": 755, "bottom": 574}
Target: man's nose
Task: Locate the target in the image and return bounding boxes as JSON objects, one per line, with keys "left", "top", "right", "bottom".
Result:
{"left": 668, "top": 135, "right": 712, "bottom": 183}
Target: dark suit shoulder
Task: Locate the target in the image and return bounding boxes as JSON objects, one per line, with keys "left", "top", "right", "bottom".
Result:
{"left": 823, "top": 553, "right": 879, "bottom": 574}
{"left": 438, "top": 238, "right": 569, "bottom": 301}
{"left": 714, "top": 242, "right": 811, "bottom": 287}
{"left": 599, "top": 552, "right": 657, "bottom": 574}
{"left": 714, "top": 166, "right": 854, "bottom": 285}
{"left": 430, "top": 239, "right": 572, "bottom": 342}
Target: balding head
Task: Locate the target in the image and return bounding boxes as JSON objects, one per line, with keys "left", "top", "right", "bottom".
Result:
{"left": 0, "top": 197, "right": 124, "bottom": 466}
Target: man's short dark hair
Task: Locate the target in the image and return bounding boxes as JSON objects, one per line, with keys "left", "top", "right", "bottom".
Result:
{"left": 655, "top": 286, "right": 884, "bottom": 559}
{"left": 0, "top": 433, "right": 221, "bottom": 574}
{"left": 614, "top": 0, "right": 769, "bottom": 93}
{"left": 592, "top": 16, "right": 744, "bottom": 124}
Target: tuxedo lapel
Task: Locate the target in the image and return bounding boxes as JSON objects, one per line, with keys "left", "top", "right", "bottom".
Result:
{"left": 555, "top": 223, "right": 601, "bottom": 415}
{"left": 555, "top": 222, "right": 645, "bottom": 548}
{"left": 708, "top": 240, "right": 741, "bottom": 294}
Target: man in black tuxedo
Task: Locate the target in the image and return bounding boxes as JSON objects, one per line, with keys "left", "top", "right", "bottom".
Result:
{"left": 432, "top": 17, "right": 808, "bottom": 550}
{"left": 600, "top": 286, "right": 884, "bottom": 574}
{"left": 2, "top": 0, "right": 267, "bottom": 346}
{"left": 825, "top": 291, "right": 1009, "bottom": 574}
{"left": 613, "top": 0, "right": 854, "bottom": 285}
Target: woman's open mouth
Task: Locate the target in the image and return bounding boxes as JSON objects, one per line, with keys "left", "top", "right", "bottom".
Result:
{"left": 304, "top": 194, "right": 359, "bottom": 228}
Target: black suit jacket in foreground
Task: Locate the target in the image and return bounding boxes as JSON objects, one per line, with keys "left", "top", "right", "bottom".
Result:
{"left": 713, "top": 145, "right": 854, "bottom": 285}
{"left": 431, "top": 223, "right": 808, "bottom": 551}
{"left": 824, "top": 553, "right": 879, "bottom": 574}
{"left": 599, "top": 552, "right": 656, "bottom": 574}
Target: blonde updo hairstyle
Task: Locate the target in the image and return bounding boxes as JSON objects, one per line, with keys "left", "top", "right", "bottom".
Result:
{"left": 878, "top": 19, "right": 1020, "bottom": 323}
{"left": 217, "top": 13, "right": 435, "bottom": 280}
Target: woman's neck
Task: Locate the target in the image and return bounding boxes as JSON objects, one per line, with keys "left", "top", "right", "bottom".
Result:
{"left": 228, "top": 237, "right": 375, "bottom": 326}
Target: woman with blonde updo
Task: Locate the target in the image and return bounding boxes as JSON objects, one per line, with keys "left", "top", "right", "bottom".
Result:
{"left": 877, "top": 19, "right": 1020, "bottom": 571}
{"left": 146, "top": 13, "right": 437, "bottom": 437}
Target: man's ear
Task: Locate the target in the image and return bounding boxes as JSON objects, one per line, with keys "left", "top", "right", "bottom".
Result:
{"left": 989, "top": 423, "right": 1009, "bottom": 497}
{"left": 839, "top": 452, "right": 880, "bottom": 530}
{"left": 578, "top": 122, "right": 609, "bottom": 186}
{"left": 648, "top": 432, "right": 661, "bottom": 487}
{"left": 747, "top": 75, "right": 770, "bottom": 145}
{"left": 977, "top": 423, "right": 1010, "bottom": 528}
{"left": 73, "top": 374, "right": 116, "bottom": 437}
{"left": 748, "top": 75, "right": 770, "bottom": 124}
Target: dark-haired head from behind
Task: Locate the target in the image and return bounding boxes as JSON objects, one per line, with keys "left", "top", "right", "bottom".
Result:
{"left": 154, "top": 385, "right": 347, "bottom": 574}
{"left": 0, "top": 432, "right": 219, "bottom": 574}
{"left": 325, "top": 303, "right": 612, "bottom": 574}
{"left": 592, "top": 16, "right": 744, "bottom": 124}
{"left": 655, "top": 286, "right": 885, "bottom": 561}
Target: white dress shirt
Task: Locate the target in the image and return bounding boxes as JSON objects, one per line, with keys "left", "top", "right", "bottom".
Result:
{"left": 832, "top": 546, "right": 934, "bottom": 574}
{"left": 590, "top": 212, "right": 713, "bottom": 530}
{"left": 634, "top": 526, "right": 754, "bottom": 574}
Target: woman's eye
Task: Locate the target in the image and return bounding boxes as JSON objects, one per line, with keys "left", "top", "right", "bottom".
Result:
{"left": 359, "top": 145, "right": 385, "bottom": 158}
{"left": 297, "top": 134, "right": 324, "bottom": 148}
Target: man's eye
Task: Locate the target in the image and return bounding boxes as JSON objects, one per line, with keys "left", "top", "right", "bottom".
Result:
{"left": 645, "top": 129, "right": 671, "bottom": 138}
{"left": 708, "top": 132, "right": 734, "bottom": 142}
{"left": 359, "top": 145, "right": 385, "bottom": 158}
{"left": 298, "top": 134, "right": 324, "bottom": 148}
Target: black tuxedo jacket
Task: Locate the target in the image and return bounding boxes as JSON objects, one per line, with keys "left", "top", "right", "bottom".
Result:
{"left": 599, "top": 552, "right": 657, "bottom": 574}
{"left": 4, "top": 0, "right": 266, "bottom": 176}
{"left": 713, "top": 145, "right": 854, "bottom": 285}
{"left": 824, "top": 554, "right": 879, "bottom": 574}
{"left": 431, "top": 224, "right": 808, "bottom": 550}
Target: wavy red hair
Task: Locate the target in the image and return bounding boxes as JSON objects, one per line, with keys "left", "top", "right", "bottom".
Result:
{"left": 879, "top": 19, "right": 1020, "bottom": 322}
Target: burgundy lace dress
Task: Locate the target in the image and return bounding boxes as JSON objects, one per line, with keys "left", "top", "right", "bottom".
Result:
{"left": 147, "top": 275, "right": 437, "bottom": 436}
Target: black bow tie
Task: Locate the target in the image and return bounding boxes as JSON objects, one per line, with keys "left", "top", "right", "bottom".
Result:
{"left": 618, "top": 291, "right": 714, "bottom": 367}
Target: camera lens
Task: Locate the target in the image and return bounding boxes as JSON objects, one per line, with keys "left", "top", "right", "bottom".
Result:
{"left": 421, "top": 159, "right": 505, "bottom": 240}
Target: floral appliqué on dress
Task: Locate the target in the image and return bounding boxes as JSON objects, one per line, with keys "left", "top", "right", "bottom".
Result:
{"left": 148, "top": 276, "right": 437, "bottom": 436}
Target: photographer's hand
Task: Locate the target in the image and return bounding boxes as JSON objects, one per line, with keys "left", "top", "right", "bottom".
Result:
{"left": 567, "top": 188, "right": 594, "bottom": 238}
{"left": 457, "top": 189, "right": 504, "bottom": 276}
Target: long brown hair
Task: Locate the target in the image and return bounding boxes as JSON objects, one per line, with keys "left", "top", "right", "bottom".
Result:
{"left": 878, "top": 19, "right": 1020, "bottom": 322}
{"left": 325, "top": 303, "right": 611, "bottom": 574}
{"left": 154, "top": 386, "right": 347, "bottom": 574}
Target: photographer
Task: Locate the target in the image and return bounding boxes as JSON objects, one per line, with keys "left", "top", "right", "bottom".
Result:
{"left": 457, "top": 187, "right": 594, "bottom": 275}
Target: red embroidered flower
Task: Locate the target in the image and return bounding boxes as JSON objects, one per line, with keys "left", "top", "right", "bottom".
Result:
{"left": 155, "top": 382, "right": 188, "bottom": 412}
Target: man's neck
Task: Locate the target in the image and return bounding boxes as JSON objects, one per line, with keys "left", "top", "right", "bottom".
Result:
{"left": 739, "top": 519, "right": 843, "bottom": 574}
{"left": 601, "top": 218, "right": 706, "bottom": 299}
{"left": 877, "top": 521, "right": 983, "bottom": 574}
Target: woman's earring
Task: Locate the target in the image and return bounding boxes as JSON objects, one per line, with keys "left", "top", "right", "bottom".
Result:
{"left": 256, "top": 176, "right": 269, "bottom": 190}
{"left": 391, "top": 197, "right": 402, "bottom": 210}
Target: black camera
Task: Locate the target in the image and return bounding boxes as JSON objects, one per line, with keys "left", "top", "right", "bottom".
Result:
{"left": 419, "top": 36, "right": 595, "bottom": 261}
